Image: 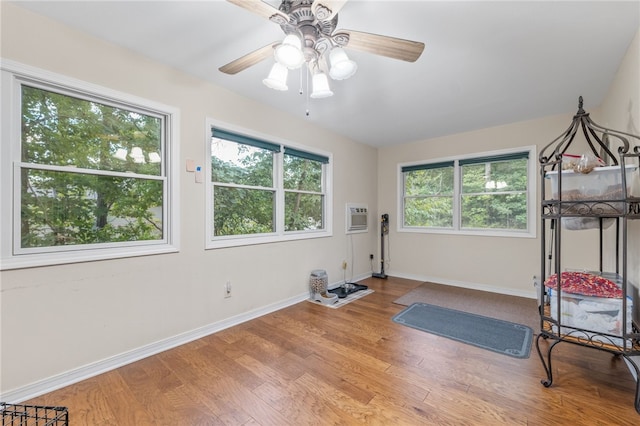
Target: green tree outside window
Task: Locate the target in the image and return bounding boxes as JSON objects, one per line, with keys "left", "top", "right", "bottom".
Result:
{"left": 210, "top": 133, "right": 327, "bottom": 237}
{"left": 20, "top": 86, "right": 165, "bottom": 248}
{"left": 402, "top": 153, "right": 530, "bottom": 232}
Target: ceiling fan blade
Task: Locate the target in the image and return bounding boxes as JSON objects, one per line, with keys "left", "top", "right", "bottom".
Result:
{"left": 312, "top": 0, "right": 348, "bottom": 21}
{"left": 227, "top": 0, "right": 289, "bottom": 24}
{"left": 219, "top": 43, "right": 278, "bottom": 75}
{"left": 336, "top": 30, "right": 425, "bottom": 62}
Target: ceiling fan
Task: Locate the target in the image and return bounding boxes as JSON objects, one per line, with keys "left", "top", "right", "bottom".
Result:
{"left": 219, "top": 0, "right": 425, "bottom": 98}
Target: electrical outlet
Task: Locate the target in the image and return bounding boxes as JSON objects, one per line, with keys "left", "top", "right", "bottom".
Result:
{"left": 342, "top": 260, "right": 347, "bottom": 270}
{"left": 225, "top": 281, "right": 232, "bottom": 298}
{"left": 369, "top": 254, "right": 374, "bottom": 260}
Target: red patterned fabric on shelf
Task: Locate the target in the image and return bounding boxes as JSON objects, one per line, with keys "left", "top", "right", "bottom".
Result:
{"left": 544, "top": 271, "right": 622, "bottom": 298}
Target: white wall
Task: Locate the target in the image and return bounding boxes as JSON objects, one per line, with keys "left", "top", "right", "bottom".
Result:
{"left": 0, "top": 4, "right": 377, "bottom": 399}
{"left": 377, "top": 27, "right": 640, "bottom": 299}
{"left": 600, "top": 28, "right": 640, "bottom": 309}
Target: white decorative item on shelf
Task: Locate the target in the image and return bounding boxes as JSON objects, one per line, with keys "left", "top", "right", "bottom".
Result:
{"left": 546, "top": 164, "right": 638, "bottom": 229}
{"left": 561, "top": 217, "right": 614, "bottom": 230}
{"left": 547, "top": 270, "right": 633, "bottom": 346}
{"left": 545, "top": 164, "right": 637, "bottom": 201}
{"left": 549, "top": 289, "right": 633, "bottom": 346}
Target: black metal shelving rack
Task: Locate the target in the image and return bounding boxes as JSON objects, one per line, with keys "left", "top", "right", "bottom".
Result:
{"left": 537, "top": 97, "right": 640, "bottom": 414}
{"left": 1, "top": 402, "right": 69, "bottom": 425}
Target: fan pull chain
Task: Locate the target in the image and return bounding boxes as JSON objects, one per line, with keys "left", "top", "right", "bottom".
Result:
{"left": 305, "top": 66, "right": 310, "bottom": 117}
{"left": 299, "top": 66, "right": 303, "bottom": 95}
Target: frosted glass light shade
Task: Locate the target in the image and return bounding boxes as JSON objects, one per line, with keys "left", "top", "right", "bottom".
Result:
{"left": 113, "top": 148, "right": 128, "bottom": 161}
{"left": 148, "top": 152, "right": 162, "bottom": 163}
{"left": 263, "top": 63, "right": 289, "bottom": 91}
{"left": 329, "top": 47, "right": 357, "bottom": 80}
{"left": 130, "top": 146, "right": 145, "bottom": 163}
{"left": 274, "top": 34, "right": 304, "bottom": 69}
{"left": 310, "top": 72, "right": 333, "bottom": 98}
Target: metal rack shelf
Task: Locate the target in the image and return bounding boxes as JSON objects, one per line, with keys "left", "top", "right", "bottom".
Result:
{"left": 537, "top": 97, "right": 640, "bottom": 414}
{"left": 1, "top": 402, "right": 69, "bottom": 426}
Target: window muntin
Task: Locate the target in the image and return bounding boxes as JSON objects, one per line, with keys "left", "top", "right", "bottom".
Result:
{"left": 400, "top": 149, "right": 534, "bottom": 236}
{"left": 1, "top": 61, "right": 178, "bottom": 269}
{"left": 208, "top": 125, "right": 331, "bottom": 247}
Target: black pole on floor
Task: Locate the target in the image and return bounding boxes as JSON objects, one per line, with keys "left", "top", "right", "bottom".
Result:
{"left": 372, "top": 214, "right": 388, "bottom": 279}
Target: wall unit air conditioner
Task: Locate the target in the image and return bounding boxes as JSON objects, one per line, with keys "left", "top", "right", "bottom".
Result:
{"left": 346, "top": 203, "right": 368, "bottom": 234}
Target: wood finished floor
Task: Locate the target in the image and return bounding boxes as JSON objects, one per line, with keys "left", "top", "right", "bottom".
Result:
{"left": 24, "top": 276, "right": 639, "bottom": 425}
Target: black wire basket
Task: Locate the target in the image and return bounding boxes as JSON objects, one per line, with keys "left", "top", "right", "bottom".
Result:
{"left": 1, "top": 402, "right": 68, "bottom": 426}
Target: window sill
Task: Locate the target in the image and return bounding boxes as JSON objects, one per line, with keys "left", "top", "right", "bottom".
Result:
{"left": 1, "top": 244, "right": 179, "bottom": 270}
{"left": 206, "top": 229, "right": 332, "bottom": 250}
{"left": 398, "top": 227, "right": 535, "bottom": 239}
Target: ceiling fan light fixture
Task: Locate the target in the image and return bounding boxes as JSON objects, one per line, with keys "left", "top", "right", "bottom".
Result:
{"left": 130, "top": 146, "right": 146, "bottom": 163}
{"left": 274, "top": 34, "right": 305, "bottom": 69}
{"left": 310, "top": 72, "right": 334, "bottom": 98}
{"left": 113, "top": 148, "right": 128, "bottom": 161}
{"left": 329, "top": 47, "right": 357, "bottom": 80}
{"left": 263, "top": 62, "right": 289, "bottom": 91}
{"left": 148, "top": 152, "right": 162, "bottom": 163}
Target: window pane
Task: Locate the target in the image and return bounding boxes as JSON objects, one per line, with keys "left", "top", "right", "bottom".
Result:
{"left": 211, "top": 138, "right": 273, "bottom": 187}
{"left": 461, "top": 158, "right": 528, "bottom": 230}
{"left": 461, "top": 193, "right": 527, "bottom": 230}
{"left": 462, "top": 159, "right": 527, "bottom": 193}
{"left": 22, "top": 86, "right": 162, "bottom": 176}
{"left": 213, "top": 186, "right": 274, "bottom": 236}
{"left": 404, "top": 196, "right": 453, "bottom": 227}
{"left": 21, "top": 168, "right": 163, "bottom": 248}
{"left": 285, "top": 192, "right": 323, "bottom": 231}
{"left": 405, "top": 168, "right": 454, "bottom": 196}
{"left": 283, "top": 154, "right": 322, "bottom": 192}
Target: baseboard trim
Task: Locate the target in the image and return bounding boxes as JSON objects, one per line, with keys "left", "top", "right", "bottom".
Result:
{"left": 387, "top": 270, "right": 537, "bottom": 299}
{"left": 1, "top": 291, "right": 309, "bottom": 403}
{"left": 2, "top": 270, "right": 533, "bottom": 402}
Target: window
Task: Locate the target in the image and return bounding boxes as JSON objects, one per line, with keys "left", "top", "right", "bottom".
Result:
{"left": 283, "top": 147, "right": 327, "bottom": 232}
{"left": 400, "top": 148, "right": 535, "bottom": 237}
{"left": 207, "top": 123, "right": 331, "bottom": 248}
{"left": 1, "top": 61, "right": 179, "bottom": 269}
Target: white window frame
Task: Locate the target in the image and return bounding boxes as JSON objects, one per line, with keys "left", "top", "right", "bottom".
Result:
{"left": 0, "top": 60, "right": 180, "bottom": 270}
{"left": 398, "top": 146, "right": 536, "bottom": 238}
{"left": 205, "top": 118, "right": 333, "bottom": 249}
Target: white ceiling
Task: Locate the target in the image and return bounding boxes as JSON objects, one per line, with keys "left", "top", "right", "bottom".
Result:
{"left": 11, "top": 0, "right": 640, "bottom": 147}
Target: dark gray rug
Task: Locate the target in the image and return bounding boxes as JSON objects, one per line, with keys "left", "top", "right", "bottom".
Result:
{"left": 392, "top": 302, "right": 533, "bottom": 359}
{"left": 393, "top": 282, "right": 539, "bottom": 332}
